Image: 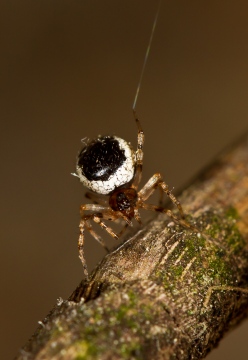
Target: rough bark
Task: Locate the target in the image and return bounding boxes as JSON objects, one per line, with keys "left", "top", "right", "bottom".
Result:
{"left": 16, "top": 135, "right": 248, "bottom": 360}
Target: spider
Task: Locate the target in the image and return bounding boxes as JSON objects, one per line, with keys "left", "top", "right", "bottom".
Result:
{"left": 72, "top": 1, "right": 197, "bottom": 277}
{"left": 73, "top": 110, "right": 195, "bottom": 277}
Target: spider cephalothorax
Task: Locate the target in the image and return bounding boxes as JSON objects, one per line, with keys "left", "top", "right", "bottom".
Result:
{"left": 109, "top": 187, "right": 138, "bottom": 220}
{"left": 73, "top": 113, "right": 191, "bottom": 277}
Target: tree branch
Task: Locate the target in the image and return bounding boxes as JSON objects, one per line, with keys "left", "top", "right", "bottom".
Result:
{"left": 16, "top": 135, "right": 248, "bottom": 360}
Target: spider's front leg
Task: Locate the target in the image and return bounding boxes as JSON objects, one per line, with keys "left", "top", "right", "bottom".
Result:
{"left": 78, "top": 204, "right": 126, "bottom": 278}
{"left": 138, "top": 173, "right": 185, "bottom": 219}
{"left": 78, "top": 218, "right": 90, "bottom": 278}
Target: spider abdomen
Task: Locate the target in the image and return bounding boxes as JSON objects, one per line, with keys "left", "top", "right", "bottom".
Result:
{"left": 76, "top": 136, "right": 135, "bottom": 195}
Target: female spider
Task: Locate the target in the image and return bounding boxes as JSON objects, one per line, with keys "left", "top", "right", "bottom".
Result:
{"left": 73, "top": 110, "right": 192, "bottom": 277}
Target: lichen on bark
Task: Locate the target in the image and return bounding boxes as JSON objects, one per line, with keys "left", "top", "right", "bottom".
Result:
{"left": 16, "top": 136, "right": 248, "bottom": 360}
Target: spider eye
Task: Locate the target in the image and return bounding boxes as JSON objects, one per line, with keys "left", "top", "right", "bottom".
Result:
{"left": 76, "top": 136, "right": 135, "bottom": 194}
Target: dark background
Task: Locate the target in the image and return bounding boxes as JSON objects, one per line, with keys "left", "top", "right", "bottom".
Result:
{"left": 1, "top": 1, "right": 248, "bottom": 359}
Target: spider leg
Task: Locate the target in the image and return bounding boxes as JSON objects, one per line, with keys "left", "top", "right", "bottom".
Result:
{"left": 132, "top": 110, "right": 145, "bottom": 189}
{"left": 134, "top": 208, "right": 142, "bottom": 224}
{"left": 138, "top": 176, "right": 225, "bottom": 249}
{"left": 138, "top": 173, "right": 185, "bottom": 219}
{"left": 81, "top": 204, "right": 132, "bottom": 225}
{"left": 78, "top": 220, "right": 88, "bottom": 277}
{"left": 80, "top": 204, "right": 109, "bottom": 215}
{"left": 139, "top": 203, "right": 198, "bottom": 232}
{"left": 80, "top": 204, "right": 121, "bottom": 242}
{"left": 92, "top": 215, "right": 119, "bottom": 240}
{"left": 78, "top": 218, "right": 110, "bottom": 278}
{"left": 79, "top": 204, "right": 130, "bottom": 277}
